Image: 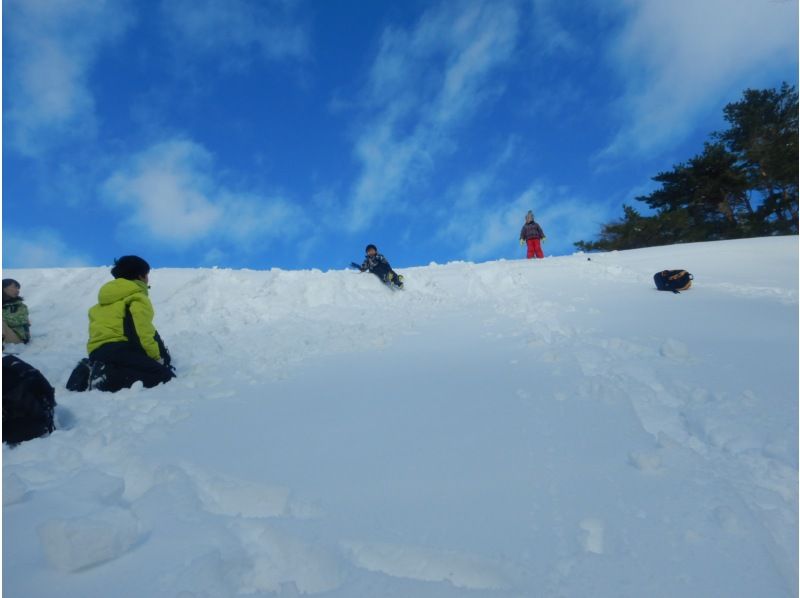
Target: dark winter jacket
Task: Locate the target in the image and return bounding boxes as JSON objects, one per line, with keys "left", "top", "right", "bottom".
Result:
{"left": 520, "top": 221, "right": 545, "bottom": 241}
{"left": 361, "top": 253, "right": 391, "bottom": 273}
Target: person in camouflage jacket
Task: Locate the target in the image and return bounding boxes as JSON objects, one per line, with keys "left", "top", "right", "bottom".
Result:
{"left": 3, "top": 279, "right": 30, "bottom": 344}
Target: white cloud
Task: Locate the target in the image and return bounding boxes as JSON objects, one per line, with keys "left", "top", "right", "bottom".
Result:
{"left": 533, "top": 190, "right": 618, "bottom": 254}
{"left": 530, "top": 0, "right": 582, "bottom": 56}
{"left": 2, "top": 229, "right": 91, "bottom": 268}
{"left": 439, "top": 156, "right": 617, "bottom": 260}
{"left": 601, "top": 0, "right": 798, "bottom": 159}
{"left": 102, "top": 139, "right": 305, "bottom": 248}
{"left": 461, "top": 185, "right": 616, "bottom": 259}
{"left": 161, "top": 0, "right": 308, "bottom": 65}
{"left": 5, "top": 0, "right": 135, "bottom": 155}
{"left": 346, "top": 0, "right": 521, "bottom": 231}
{"left": 461, "top": 189, "right": 534, "bottom": 260}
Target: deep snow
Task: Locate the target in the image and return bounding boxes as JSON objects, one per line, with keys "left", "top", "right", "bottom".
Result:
{"left": 3, "top": 237, "right": 798, "bottom": 597}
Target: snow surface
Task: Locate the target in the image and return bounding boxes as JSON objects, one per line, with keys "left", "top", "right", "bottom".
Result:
{"left": 3, "top": 236, "right": 798, "bottom": 597}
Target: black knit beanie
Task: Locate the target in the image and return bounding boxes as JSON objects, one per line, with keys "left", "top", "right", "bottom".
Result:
{"left": 111, "top": 256, "right": 151, "bottom": 280}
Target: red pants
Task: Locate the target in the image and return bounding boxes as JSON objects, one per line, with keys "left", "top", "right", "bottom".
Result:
{"left": 526, "top": 238, "right": 544, "bottom": 259}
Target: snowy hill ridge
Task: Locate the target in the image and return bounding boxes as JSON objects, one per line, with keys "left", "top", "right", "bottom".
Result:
{"left": 4, "top": 237, "right": 798, "bottom": 597}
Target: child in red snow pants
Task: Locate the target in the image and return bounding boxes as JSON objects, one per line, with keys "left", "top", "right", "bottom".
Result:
{"left": 526, "top": 238, "right": 544, "bottom": 259}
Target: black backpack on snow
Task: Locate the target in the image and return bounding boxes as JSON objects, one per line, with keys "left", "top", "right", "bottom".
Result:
{"left": 654, "top": 270, "right": 693, "bottom": 293}
{"left": 3, "top": 355, "right": 56, "bottom": 445}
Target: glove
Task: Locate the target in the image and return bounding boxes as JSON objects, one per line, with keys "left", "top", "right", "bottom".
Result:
{"left": 519, "top": 238, "right": 525, "bottom": 246}
{"left": 542, "top": 236, "right": 547, "bottom": 242}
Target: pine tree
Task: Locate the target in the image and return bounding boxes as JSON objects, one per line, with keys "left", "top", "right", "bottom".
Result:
{"left": 716, "top": 83, "right": 798, "bottom": 232}
{"left": 575, "top": 83, "right": 798, "bottom": 251}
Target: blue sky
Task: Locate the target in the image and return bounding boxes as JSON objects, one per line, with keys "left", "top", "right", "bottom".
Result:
{"left": 3, "top": 0, "right": 797, "bottom": 270}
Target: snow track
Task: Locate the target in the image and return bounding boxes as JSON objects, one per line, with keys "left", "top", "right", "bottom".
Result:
{"left": 3, "top": 237, "right": 798, "bottom": 597}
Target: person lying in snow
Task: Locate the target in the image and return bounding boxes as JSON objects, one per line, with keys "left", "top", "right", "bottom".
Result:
{"left": 519, "top": 210, "right": 546, "bottom": 259}
{"left": 82, "top": 255, "right": 175, "bottom": 392}
{"left": 360, "top": 244, "right": 404, "bottom": 288}
{"left": 3, "top": 279, "right": 31, "bottom": 344}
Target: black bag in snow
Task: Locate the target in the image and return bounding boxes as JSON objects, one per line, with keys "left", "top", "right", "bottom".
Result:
{"left": 66, "top": 358, "right": 92, "bottom": 392}
{"left": 654, "top": 270, "right": 693, "bottom": 293}
{"left": 3, "top": 355, "right": 56, "bottom": 445}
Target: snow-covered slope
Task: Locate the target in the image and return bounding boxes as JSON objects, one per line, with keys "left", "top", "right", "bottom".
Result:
{"left": 3, "top": 237, "right": 798, "bottom": 597}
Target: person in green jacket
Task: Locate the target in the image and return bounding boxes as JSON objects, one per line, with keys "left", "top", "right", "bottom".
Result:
{"left": 3, "top": 279, "right": 31, "bottom": 344}
{"left": 87, "top": 256, "right": 174, "bottom": 392}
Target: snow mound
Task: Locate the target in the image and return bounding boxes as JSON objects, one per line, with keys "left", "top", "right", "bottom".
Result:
{"left": 4, "top": 237, "right": 798, "bottom": 597}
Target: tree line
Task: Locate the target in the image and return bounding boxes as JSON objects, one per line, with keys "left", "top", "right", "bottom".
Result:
{"left": 575, "top": 83, "right": 798, "bottom": 252}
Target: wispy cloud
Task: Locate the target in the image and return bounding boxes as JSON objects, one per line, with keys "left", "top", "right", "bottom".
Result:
{"left": 530, "top": 0, "right": 582, "bottom": 57}
{"left": 533, "top": 189, "right": 619, "bottom": 253}
{"left": 460, "top": 184, "right": 617, "bottom": 260}
{"left": 161, "top": 0, "right": 309, "bottom": 66}
{"left": 5, "top": 0, "right": 135, "bottom": 156}
{"left": 459, "top": 188, "right": 534, "bottom": 260}
{"left": 345, "top": 0, "right": 521, "bottom": 231}
{"left": 102, "top": 139, "right": 306, "bottom": 249}
{"left": 438, "top": 147, "right": 617, "bottom": 260}
{"left": 600, "top": 0, "right": 798, "bottom": 160}
{"left": 2, "top": 228, "right": 91, "bottom": 268}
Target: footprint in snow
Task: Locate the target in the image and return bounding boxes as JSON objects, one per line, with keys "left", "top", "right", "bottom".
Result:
{"left": 659, "top": 338, "right": 692, "bottom": 362}
{"left": 181, "top": 464, "right": 323, "bottom": 520}
{"left": 341, "top": 540, "right": 514, "bottom": 591}
{"left": 579, "top": 518, "right": 605, "bottom": 554}
{"left": 628, "top": 450, "right": 663, "bottom": 473}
